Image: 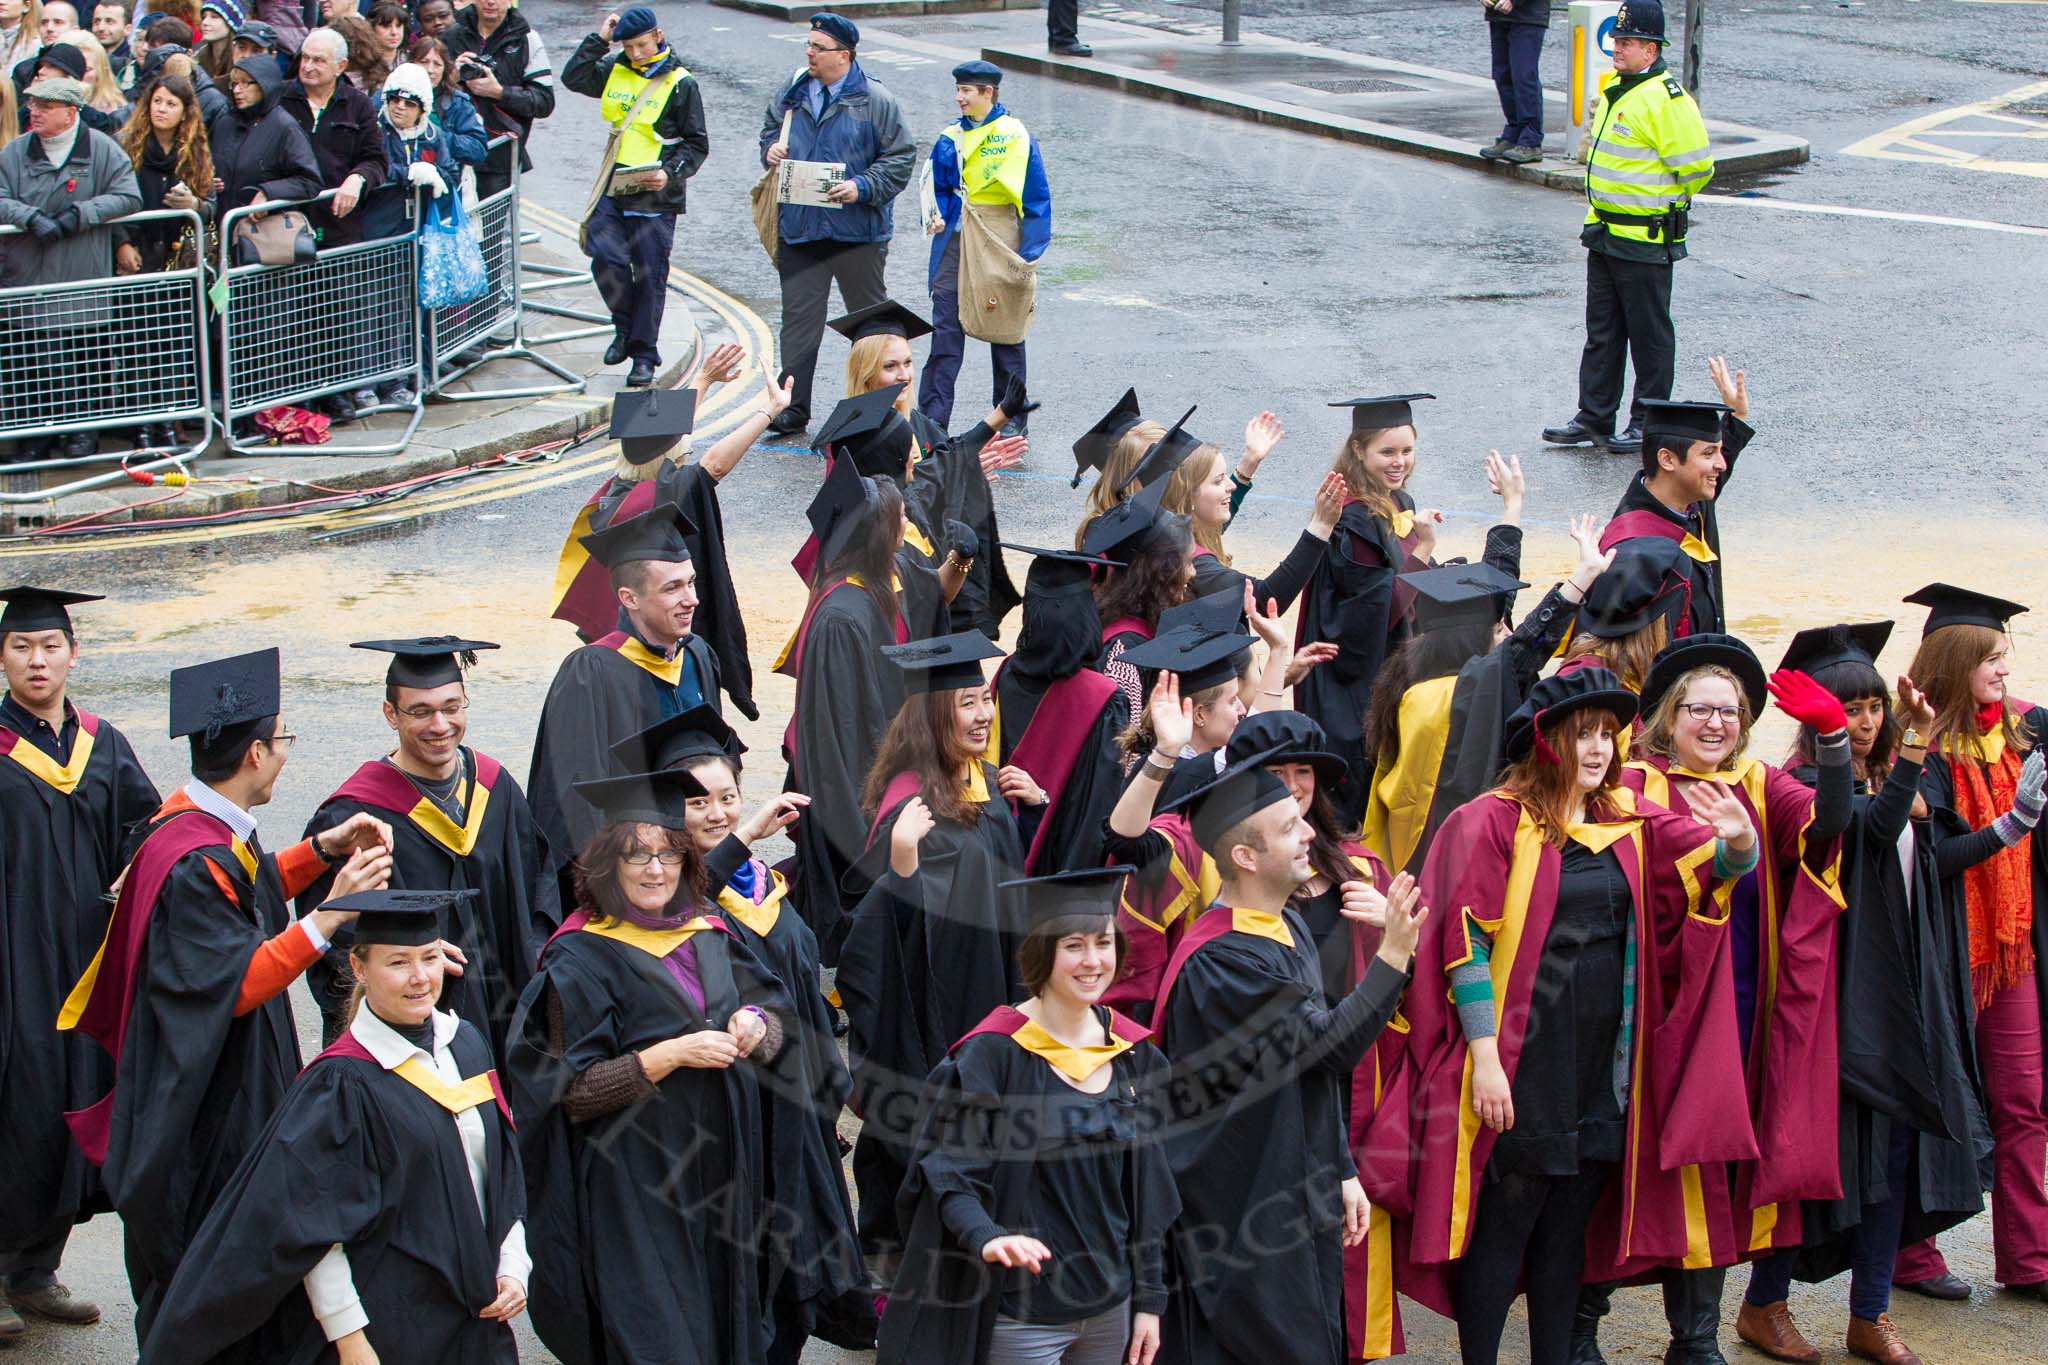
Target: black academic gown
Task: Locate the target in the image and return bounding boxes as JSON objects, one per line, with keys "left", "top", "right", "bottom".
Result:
{"left": 1606, "top": 416, "right": 1753, "bottom": 637}
{"left": 711, "top": 851, "right": 866, "bottom": 1332}
{"left": 835, "top": 769, "right": 1028, "bottom": 1261}
{"left": 0, "top": 707, "right": 158, "bottom": 1259}
{"left": 909, "top": 411, "right": 1019, "bottom": 637}
{"left": 1154, "top": 909, "right": 1408, "bottom": 1365}
{"left": 527, "top": 629, "right": 722, "bottom": 890}
{"left": 1187, "top": 530, "right": 1326, "bottom": 617}
{"left": 138, "top": 1016, "right": 524, "bottom": 1365}
{"left": 1791, "top": 756, "right": 1990, "bottom": 1280}
{"left": 507, "top": 918, "right": 788, "bottom": 1365}
{"left": 786, "top": 582, "right": 908, "bottom": 958}
{"left": 880, "top": 1015, "right": 1181, "bottom": 1363}
{"left": 297, "top": 750, "right": 558, "bottom": 1058}
{"left": 96, "top": 816, "right": 309, "bottom": 1340}
{"left": 1294, "top": 494, "right": 1421, "bottom": 825}
{"left": 997, "top": 664, "right": 1132, "bottom": 876}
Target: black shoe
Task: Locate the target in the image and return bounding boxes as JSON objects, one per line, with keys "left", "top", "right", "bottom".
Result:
{"left": 1480, "top": 137, "right": 1513, "bottom": 160}
{"left": 375, "top": 379, "right": 415, "bottom": 406}
{"left": 766, "top": 408, "right": 809, "bottom": 437}
{"left": 1000, "top": 416, "right": 1028, "bottom": 439}
{"left": 626, "top": 360, "right": 656, "bottom": 388}
{"left": 1050, "top": 40, "right": 1093, "bottom": 56}
{"left": 1541, "top": 418, "right": 1605, "bottom": 446}
{"left": 349, "top": 387, "right": 380, "bottom": 414}
{"left": 604, "top": 332, "right": 628, "bottom": 367}
{"left": 61, "top": 430, "right": 98, "bottom": 459}
{"left": 1898, "top": 1272, "right": 1972, "bottom": 1300}
{"left": 319, "top": 393, "right": 358, "bottom": 422}
{"left": 4, "top": 437, "right": 51, "bottom": 465}
{"left": 1660, "top": 1266, "right": 1729, "bottom": 1365}
{"left": 1501, "top": 144, "right": 1543, "bottom": 164}
{"left": 138, "top": 423, "right": 176, "bottom": 449}
{"left": 2001, "top": 1281, "right": 2048, "bottom": 1302}
{"left": 1607, "top": 424, "right": 1644, "bottom": 454}
{"left": 1570, "top": 1282, "right": 1613, "bottom": 1365}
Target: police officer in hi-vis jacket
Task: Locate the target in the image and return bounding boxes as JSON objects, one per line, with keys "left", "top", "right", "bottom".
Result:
{"left": 1541, "top": 0, "right": 1712, "bottom": 457}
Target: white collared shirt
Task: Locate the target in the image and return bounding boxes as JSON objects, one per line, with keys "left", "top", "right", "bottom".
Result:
{"left": 303, "top": 1007, "right": 529, "bottom": 1342}
{"left": 180, "top": 780, "right": 333, "bottom": 953}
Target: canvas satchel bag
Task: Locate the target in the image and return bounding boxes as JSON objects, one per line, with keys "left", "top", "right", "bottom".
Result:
{"left": 956, "top": 199, "right": 1035, "bottom": 345}
{"left": 750, "top": 109, "right": 794, "bottom": 265}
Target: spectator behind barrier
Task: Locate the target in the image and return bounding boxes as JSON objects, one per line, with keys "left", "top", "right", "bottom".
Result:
{"left": 57, "top": 28, "right": 127, "bottom": 115}
{"left": 135, "top": 38, "right": 225, "bottom": 120}
{"left": 194, "top": 0, "right": 237, "bottom": 78}
{"left": 208, "top": 52, "right": 315, "bottom": 210}
{"left": 16, "top": 37, "right": 118, "bottom": 132}
{"left": 91, "top": 0, "right": 132, "bottom": 89}
{"left": 230, "top": 18, "right": 288, "bottom": 79}
{"left": 414, "top": 0, "right": 450, "bottom": 38}
{"left": 114, "top": 67, "right": 209, "bottom": 271}
{"left": 362, "top": 0, "right": 398, "bottom": 75}
{"left": 0, "top": 74, "right": 143, "bottom": 462}
{"left": 326, "top": 10, "right": 379, "bottom": 90}
{"left": 0, "top": 0, "right": 41, "bottom": 72}
{"left": 400, "top": 35, "right": 484, "bottom": 173}
{"left": 9, "top": 0, "right": 77, "bottom": 96}
{"left": 355, "top": 58, "right": 448, "bottom": 406}
{"left": 443, "top": 0, "right": 549, "bottom": 200}
{"left": 0, "top": 70, "right": 16, "bottom": 144}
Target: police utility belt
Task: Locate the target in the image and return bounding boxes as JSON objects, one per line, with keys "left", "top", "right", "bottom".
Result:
{"left": 1591, "top": 203, "right": 1691, "bottom": 241}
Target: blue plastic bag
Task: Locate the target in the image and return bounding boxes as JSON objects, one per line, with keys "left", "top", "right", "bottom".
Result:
{"left": 417, "top": 192, "right": 487, "bottom": 310}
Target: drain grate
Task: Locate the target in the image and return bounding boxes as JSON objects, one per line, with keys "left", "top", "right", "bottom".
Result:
{"left": 1291, "top": 76, "right": 1416, "bottom": 95}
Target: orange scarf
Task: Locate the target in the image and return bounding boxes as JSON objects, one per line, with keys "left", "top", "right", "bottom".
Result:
{"left": 1953, "top": 743, "right": 2035, "bottom": 1007}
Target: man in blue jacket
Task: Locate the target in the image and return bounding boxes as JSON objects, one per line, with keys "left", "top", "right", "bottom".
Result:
{"left": 757, "top": 11, "right": 913, "bottom": 437}
{"left": 918, "top": 59, "right": 1049, "bottom": 431}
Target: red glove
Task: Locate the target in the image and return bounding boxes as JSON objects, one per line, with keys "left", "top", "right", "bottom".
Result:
{"left": 1767, "top": 669, "right": 1848, "bottom": 733}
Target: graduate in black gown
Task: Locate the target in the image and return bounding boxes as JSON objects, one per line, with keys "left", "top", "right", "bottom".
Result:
{"left": 782, "top": 457, "right": 915, "bottom": 956}
{"left": 1082, "top": 476, "right": 1195, "bottom": 727}
{"left": 300, "top": 637, "right": 557, "bottom": 1057}
{"left": 881, "top": 868, "right": 1181, "bottom": 1365}
{"left": 993, "top": 544, "right": 1132, "bottom": 875}
{"left": 0, "top": 587, "right": 159, "bottom": 1338}
{"left": 611, "top": 707, "right": 874, "bottom": 1362}
{"left": 528, "top": 501, "right": 724, "bottom": 902}
{"left": 1770, "top": 624, "right": 1987, "bottom": 1363}
{"left": 141, "top": 891, "right": 530, "bottom": 1365}
{"left": 1148, "top": 752, "right": 1426, "bottom": 1365}
{"left": 57, "top": 648, "right": 395, "bottom": 1342}
{"left": 835, "top": 632, "right": 1042, "bottom": 1277}
{"left": 506, "top": 768, "right": 793, "bottom": 1365}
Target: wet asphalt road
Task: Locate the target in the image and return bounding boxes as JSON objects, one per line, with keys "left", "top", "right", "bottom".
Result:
{"left": 7, "top": 0, "right": 2047, "bottom": 1358}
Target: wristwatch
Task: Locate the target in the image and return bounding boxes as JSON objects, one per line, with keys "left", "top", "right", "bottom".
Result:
{"left": 1902, "top": 728, "right": 1924, "bottom": 748}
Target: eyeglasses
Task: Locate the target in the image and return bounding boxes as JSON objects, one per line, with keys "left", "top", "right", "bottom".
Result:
{"left": 805, "top": 41, "right": 847, "bottom": 52}
{"left": 1677, "top": 703, "right": 1743, "bottom": 725}
{"left": 262, "top": 731, "right": 298, "bottom": 749}
{"left": 396, "top": 701, "right": 468, "bottom": 721}
{"left": 619, "top": 849, "right": 686, "bottom": 866}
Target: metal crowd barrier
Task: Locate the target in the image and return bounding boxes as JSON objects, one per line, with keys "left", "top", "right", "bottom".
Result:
{"left": 424, "top": 136, "right": 584, "bottom": 401}
{"left": 216, "top": 189, "right": 426, "bottom": 457}
{"left": 0, "top": 208, "right": 212, "bottom": 499}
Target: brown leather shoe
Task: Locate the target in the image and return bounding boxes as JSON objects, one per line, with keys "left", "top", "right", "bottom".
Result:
{"left": 1735, "top": 1300, "right": 1820, "bottom": 1364}
{"left": 1847, "top": 1313, "right": 1924, "bottom": 1365}
{"left": 8, "top": 1282, "right": 100, "bottom": 1325}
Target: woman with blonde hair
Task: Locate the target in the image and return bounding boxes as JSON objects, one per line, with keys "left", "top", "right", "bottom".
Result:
{"left": 1155, "top": 420, "right": 1350, "bottom": 616}
{"left": 0, "top": 0, "right": 42, "bottom": 71}
{"left": 0, "top": 69, "right": 17, "bottom": 147}
{"left": 59, "top": 31, "right": 128, "bottom": 114}
{"left": 1895, "top": 583, "right": 2048, "bottom": 1312}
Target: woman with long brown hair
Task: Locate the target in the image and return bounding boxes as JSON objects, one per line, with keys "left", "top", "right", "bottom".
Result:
{"left": 1402, "top": 668, "right": 1758, "bottom": 1365}
{"left": 0, "top": 0, "right": 43, "bottom": 72}
{"left": 780, "top": 458, "right": 915, "bottom": 960}
{"left": 507, "top": 769, "right": 793, "bottom": 1365}
{"left": 114, "top": 71, "right": 211, "bottom": 270}
{"left": 1079, "top": 477, "right": 1194, "bottom": 719}
{"left": 1897, "top": 584, "right": 2048, "bottom": 1310}
{"left": 836, "top": 631, "right": 1042, "bottom": 1284}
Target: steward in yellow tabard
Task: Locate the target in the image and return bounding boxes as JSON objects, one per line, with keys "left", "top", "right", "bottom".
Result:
{"left": 917, "top": 60, "right": 1052, "bottom": 429}
{"left": 562, "top": 4, "right": 709, "bottom": 387}
{"left": 298, "top": 637, "right": 559, "bottom": 1059}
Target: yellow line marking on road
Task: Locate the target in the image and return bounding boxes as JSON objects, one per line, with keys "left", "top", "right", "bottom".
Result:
{"left": 1843, "top": 80, "right": 2048, "bottom": 178}
{"left": 0, "top": 212, "right": 779, "bottom": 558}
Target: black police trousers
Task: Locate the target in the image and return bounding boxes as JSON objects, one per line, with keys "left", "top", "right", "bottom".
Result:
{"left": 1573, "top": 248, "right": 1674, "bottom": 436}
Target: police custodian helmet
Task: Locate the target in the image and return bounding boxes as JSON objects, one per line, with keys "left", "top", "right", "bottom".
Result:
{"left": 1612, "top": 0, "right": 1669, "bottom": 42}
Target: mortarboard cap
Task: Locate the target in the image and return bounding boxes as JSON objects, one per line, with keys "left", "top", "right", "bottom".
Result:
{"left": 881, "top": 630, "right": 1005, "bottom": 694}
{"left": 951, "top": 59, "right": 1002, "bottom": 85}
{"left": 1504, "top": 667, "right": 1639, "bottom": 762}
{"left": 0, "top": 585, "right": 102, "bottom": 637}
{"left": 1638, "top": 632, "right": 1767, "bottom": 717}
{"left": 1904, "top": 583, "right": 2027, "bottom": 637}
{"left": 807, "top": 450, "right": 884, "bottom": 566}
{"left": 328, "top": 888, "right": 475, "bottom": 947}
{"left": 572, "top": 767, "right": 707, "bottom": 830}
{"left": 1777, "top": 621, "right": 1894, "bottom": 677}
{"left": 1162, "top": 742, "right": 1294, "bottom": 852}
{"left": 351, "top": 636, "right": 498, "bottom": 691}
{"left": 1120, "top": 405, "right": 1201, "bottom": 494}
{"left": 1157, "top": 586, "right": 1243, "bottom": 638}
{"left": 1403, "top": 563, "right": 1529, "bottom": 633}
{"left": 1117, "top": 624, "right": 1253, "bottom": 694}
{"left": 827, "top": 298, "right": 932, "bottom": 343}
{"left": 813, "top": 385, "right": 913, "bottom": 480}
{"left": 1070, "top": 387, "right": 1142, "bottom": 488}
{"left": 997, "top": 865, "right": 1136, "bottom": 933}
{"left": 577, "top": 500, "right": 695, "bottom": 570}
{"left": 169, "top": 647, "right": 280, "bottom": 740}
{"left": 1005, "top": 543, "right": 1119, "bottom": 597}
{"left": 610, "top": 387, "right": 697, "bottom": 467}
{"left": 1641, "top": 399, "right": 1730, "bottom": 467}
{"left": 1079, "top": 475, "right": 1173, "bottom": 561}
{"left": 1330, "top": 393, "right": 1433, "bottom": 433}
{"left": 809, "top": 11, "right": 859, "bottom": 48}
{"left": 610, "top": 703, "right": 746, "bottom": 773}
{"left": 1574, "top": 537, "right": 1690, "bottom": 639}
{"left": 1227, "top": 709, "right": 1347, "bottom": 786}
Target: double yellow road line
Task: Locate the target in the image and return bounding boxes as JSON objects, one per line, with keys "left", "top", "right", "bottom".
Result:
{"left": 0, "top": 205, "right": 777, "bottom": 558}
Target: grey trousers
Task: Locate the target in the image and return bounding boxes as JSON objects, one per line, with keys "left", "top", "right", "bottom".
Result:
{"left": 987, "top": 1300, "right": 1132, "bottom": 1365}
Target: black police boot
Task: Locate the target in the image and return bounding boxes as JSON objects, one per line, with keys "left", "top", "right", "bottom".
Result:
{"left": 61, "top": 429, "right": 99, "bottom": 460}
{"left": 1607, "top": 424, "right": 1644, "bottom": 454}
{"left": 1661, "top": 1266, "right": 1730, "bottom": 1365}
{"left": 1050, "top": 40, "right": 1093, "bottom": 56}
{"left": 1542, "top": 418, "right": 1605, "bottom": 446}
{"left": 604, "top": 330, "right": 629, "bottom": 367}
{"left": 766, "top": 407, "right": 809, "bottom": 436}
{"left": 626, "top": 360, "right": 656, "bottom": 388}
{"left": 1571, "top": 1281, "right": 1614, "bottom": 1365}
